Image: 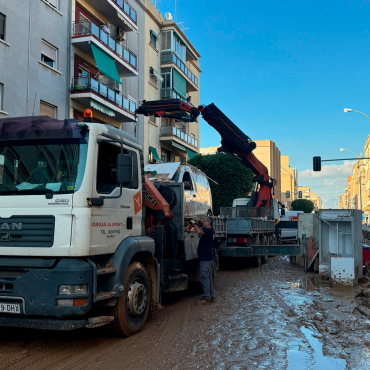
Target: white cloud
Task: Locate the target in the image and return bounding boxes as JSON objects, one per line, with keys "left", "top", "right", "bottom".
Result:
{"left": 298, "top": 161, "right": 356, "bottom": 209}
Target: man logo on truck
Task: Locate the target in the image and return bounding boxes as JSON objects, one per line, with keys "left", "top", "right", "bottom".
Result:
{"left": 0, "top": 223, "right": 22, "bottom": 231}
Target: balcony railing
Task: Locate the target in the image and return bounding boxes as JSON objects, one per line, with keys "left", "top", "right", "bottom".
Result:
{"left": 160, "top": 126, "right": 198, "bottom": 148}
{"left": 72, "top": 21, "right": 137, "bottom": 69}
{"left": 161, "top": 51, "right": 198, "bottom": 86}
{"left": 71, "top": 77, "right": 136, "bottom": 113}
{"left": 112, "top": 0, "right": 137, "bottom": 23}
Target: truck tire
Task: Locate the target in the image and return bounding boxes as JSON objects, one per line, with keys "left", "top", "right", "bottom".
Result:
{"left": 260, "top": 235, "right": 268, "bottom": 264}
{"left": 251, "top": 255, "right": 261, "bottom": 267}
{"left": 109, "top": 262, "right": 150, "bottom": 337}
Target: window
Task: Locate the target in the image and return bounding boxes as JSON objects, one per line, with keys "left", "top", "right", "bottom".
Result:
{"left": 0, "top": 13, "right": 5, "bottom": 41}
{"left": 41, "top": 40, "right": 57, "bottom": 69}
{"left": 161, "top": 31, "right": 172, "bottom": 50}
{"left": 96, "top": 141, "right": 138, "bottom": 194}
{"left": 183, "top": 171, "right": 194, "bottom": 190}
{"left": 150, "top": 31, "right": 157, "bottom": 49}
{"left": 40, "top": 101, "right": 57, "bottom": 118}
{"left": 45, "top": 0, "right": 58, "bottom": 9}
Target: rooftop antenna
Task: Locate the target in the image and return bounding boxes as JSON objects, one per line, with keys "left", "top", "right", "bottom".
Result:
{"left": 175, "top": 0, "right": 177, "bottom": 23}
{"left": 176, "top": 21, "right": 189, "bottom": 33}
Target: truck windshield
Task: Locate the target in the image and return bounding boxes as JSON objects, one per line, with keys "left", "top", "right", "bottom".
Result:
{"left": 0, "top": 138, "right": 88, "bottom": 195}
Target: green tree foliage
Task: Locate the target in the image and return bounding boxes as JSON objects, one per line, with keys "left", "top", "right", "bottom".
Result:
{"left": 291, "top": 199, "right": 315, "bottom": 213}
{"left": 188, "top": 153, "right": 254, "bottom": 215}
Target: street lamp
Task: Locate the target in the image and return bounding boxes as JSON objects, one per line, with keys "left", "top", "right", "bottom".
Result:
{"left": 343, "top": 108, "right": 370, "bottom": 121}
{"left": 340, "top": 148, "right": 363, "bottom": 212}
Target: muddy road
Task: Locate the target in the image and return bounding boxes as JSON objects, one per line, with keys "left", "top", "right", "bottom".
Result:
{"left": 0, "top": 257, "right": 369, "bottom": 370}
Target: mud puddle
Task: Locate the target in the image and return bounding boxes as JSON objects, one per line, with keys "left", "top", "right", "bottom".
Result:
{"left": 287, "top": 326, "right": 347, "bottom": 370}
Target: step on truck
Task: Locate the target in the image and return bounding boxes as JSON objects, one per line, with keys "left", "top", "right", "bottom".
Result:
{"left": 0, "top": 111, "right": 210, "bottom": 335}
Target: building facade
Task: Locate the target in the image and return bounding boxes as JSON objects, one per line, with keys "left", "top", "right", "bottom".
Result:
{"left": 144, "top": 2, "right": 201, "bottom": 165}
{"left": 297, "top": 185, "right": 322, "bottom": 211}
{"left": 70, "top": 0, "right": 144, "bottom": 142}
{"left": 0, "top": 0, "right": 145, "bottom": 144}
{"left": 200, "top": 140, "right": 282, "bottom": 202}
{"left": 0, "top": 0, "right": 71, "bottom": 119}
{"left": 280, "top": 154, "right": 298, "bottom": 209}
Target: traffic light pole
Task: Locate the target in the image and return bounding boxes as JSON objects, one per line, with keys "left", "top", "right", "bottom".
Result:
{"left": 313, "top": 156, "right": 370, "bottom": 171}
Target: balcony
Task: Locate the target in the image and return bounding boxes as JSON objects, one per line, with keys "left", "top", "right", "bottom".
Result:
{"left": 72, "top": 21, "right": 137, "bottom": 77}
{"left": 84, "top": 0, "right": 137, "bottom": 31}
{"left": 161, "top": 51, "right": 198, "bottom": 91}
{"left": 160, "top": 126, "right": 198, "bottom": 149}
{"left": 70, "top": 77, "right": 136, "bottom": 122}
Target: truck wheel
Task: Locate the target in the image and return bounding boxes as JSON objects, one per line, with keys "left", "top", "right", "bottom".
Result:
{"left": 109, "top": 262, "right": 150, "bottom": 337}
{"left": 251, "top": 255, "right": 261, "bottom": 267}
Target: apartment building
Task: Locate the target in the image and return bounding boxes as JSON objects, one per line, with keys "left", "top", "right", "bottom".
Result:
{"left": 253, "top": 140, "right": 281, "bottom": 202}
{"left": 144, "top": 1, "right": 201, "bottom": 164}
{"left": 297, "top": 186, "right": 322, "bottom": 211}
{"left": 280, "top": 154, "right": 298, "bottom": 209}
{"left": 0, "top": 0, "right": 71, "bottom": 118}
{"left": 70, "top": 0, "right": 144, "bottom": 141}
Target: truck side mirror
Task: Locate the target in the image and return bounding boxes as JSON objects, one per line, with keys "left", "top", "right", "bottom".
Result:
{"left": 116, "top": 153, "right": 133, "bottom": 185}
{"left": 281, "top": 208, "right": 285, "bottom": 217}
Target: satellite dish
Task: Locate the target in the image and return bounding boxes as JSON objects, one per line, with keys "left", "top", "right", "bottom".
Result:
{"left": 165, "top": 12, "right": 173, "bottom": 21}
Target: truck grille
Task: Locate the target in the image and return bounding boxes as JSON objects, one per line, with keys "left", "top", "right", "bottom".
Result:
{"left": 0, "top": 216, "right": 55, "bottom": 248}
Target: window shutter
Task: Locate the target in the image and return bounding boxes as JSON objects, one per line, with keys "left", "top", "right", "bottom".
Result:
{"left": 41, "top": 41, "right": 57, "bottom": 61}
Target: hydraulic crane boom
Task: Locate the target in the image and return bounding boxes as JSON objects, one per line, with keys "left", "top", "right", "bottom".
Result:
{"left": 201, "top": 103, "right": 274, "bottom": 208}
{"left": 135, "top": 100, "right": 274, "bottom": 208}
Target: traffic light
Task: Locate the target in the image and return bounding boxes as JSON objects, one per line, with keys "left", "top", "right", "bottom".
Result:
{"left": 313, "top": 156, "right": 321, "bottom": 172}
{"left": 298, "top": 191, "right": 302, "bottom": 198}
{"left": 286, "top": 191, "right": 290, "bottom": 198}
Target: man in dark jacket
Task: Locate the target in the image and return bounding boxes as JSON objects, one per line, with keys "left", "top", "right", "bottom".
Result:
{"left": 192, "top": 217, "right": 215, "bottom": 305}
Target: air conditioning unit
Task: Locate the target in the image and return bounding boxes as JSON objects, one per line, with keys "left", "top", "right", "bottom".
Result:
{"left": 112, "top": 81, "right": 121, "bottom": 92}
{"left": 116, "top": 27, "right": 126, "bottom": 41}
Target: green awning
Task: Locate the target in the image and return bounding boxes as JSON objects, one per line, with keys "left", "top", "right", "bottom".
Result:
{"left": 173, "top": 69, "right": 186, "bottom": 99}
{"left": 149, "top": 146, "right": 161, "bottom": 161}
{"left": 150, "top": 67, "right": 163, "bottom": 82}
{"left": 174, "top": 31, "right": 187, "bottom": 48}
{"left": 150, "top": 30, "right": 159, "bottom": 39}
{"left": 186, "top": 148, "right": 197, "bottom": 160}
{"left": 90, "top": 43, "right": 121, "bottom": 85}
{"left": 90, "top": 100, "right": 115, "bottom": 117}
{"left": 172, "top": 141, "right": 186, "bottom": 151}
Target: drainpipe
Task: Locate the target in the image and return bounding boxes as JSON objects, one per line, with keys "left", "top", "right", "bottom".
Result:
{"left": 26, "top": 0, "right": 32, "bottom": 116}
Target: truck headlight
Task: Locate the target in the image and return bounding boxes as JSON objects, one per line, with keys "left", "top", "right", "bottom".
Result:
{"left": 58, "top": 284, "right": 88, "bottom": 295}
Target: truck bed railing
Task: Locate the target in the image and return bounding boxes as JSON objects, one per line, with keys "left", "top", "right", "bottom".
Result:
{"left": 220, "top": 206, "right": 273, "bottom": 219}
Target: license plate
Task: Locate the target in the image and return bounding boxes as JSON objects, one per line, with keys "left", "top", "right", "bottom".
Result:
{"left": 0, "top": 303, "right": 20, "bottom": 314}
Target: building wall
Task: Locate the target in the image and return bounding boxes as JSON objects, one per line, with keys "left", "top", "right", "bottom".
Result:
{"left": 201, "top": 141, "right": 282, "bottom": 202}
{"left": 143, "top": 2, "right": 201, "bottom": 164}
{"left": 253, "top": 140, "right": 281, "bottom": 202}
{"left": 0, "top": 0, "right": 71, "bottom": 119}
{"left": 280, "top": 154, "right": 298, "bottom": 209}
{"left": 69, "top": 0, "right": 144, "bottom": 136}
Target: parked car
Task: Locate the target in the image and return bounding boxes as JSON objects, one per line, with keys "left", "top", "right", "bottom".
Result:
{"left": 279, "top": 210, "right": 303, "bottom": 241}
{"left": 144, "top": 162, "right": 213, "bottom": 219}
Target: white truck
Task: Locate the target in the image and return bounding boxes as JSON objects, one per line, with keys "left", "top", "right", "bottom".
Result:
{"left": 0, "top": 113, "right": 208, "bottom": 336}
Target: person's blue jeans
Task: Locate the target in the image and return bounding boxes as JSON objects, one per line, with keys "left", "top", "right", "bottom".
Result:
{"left": 200, "top": 260, "right": 214, "bottom": 300}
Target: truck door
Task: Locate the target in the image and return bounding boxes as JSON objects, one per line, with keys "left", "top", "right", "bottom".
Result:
{"left": 90, "top": 139, "right": 142, "bottom": 254}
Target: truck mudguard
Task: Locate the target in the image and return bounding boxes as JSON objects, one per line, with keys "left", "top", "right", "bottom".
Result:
{"left": 107, "top": 236, "right": 156, "bottom": 295}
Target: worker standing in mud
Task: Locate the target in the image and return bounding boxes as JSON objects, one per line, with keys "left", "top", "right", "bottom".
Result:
{"left": 191, "top": 217, "right": 215, "bottom": 305}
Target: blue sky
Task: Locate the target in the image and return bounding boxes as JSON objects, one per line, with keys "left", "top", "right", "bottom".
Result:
{"left": 154, "top": 0, "right": 370, "bottom": 208}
